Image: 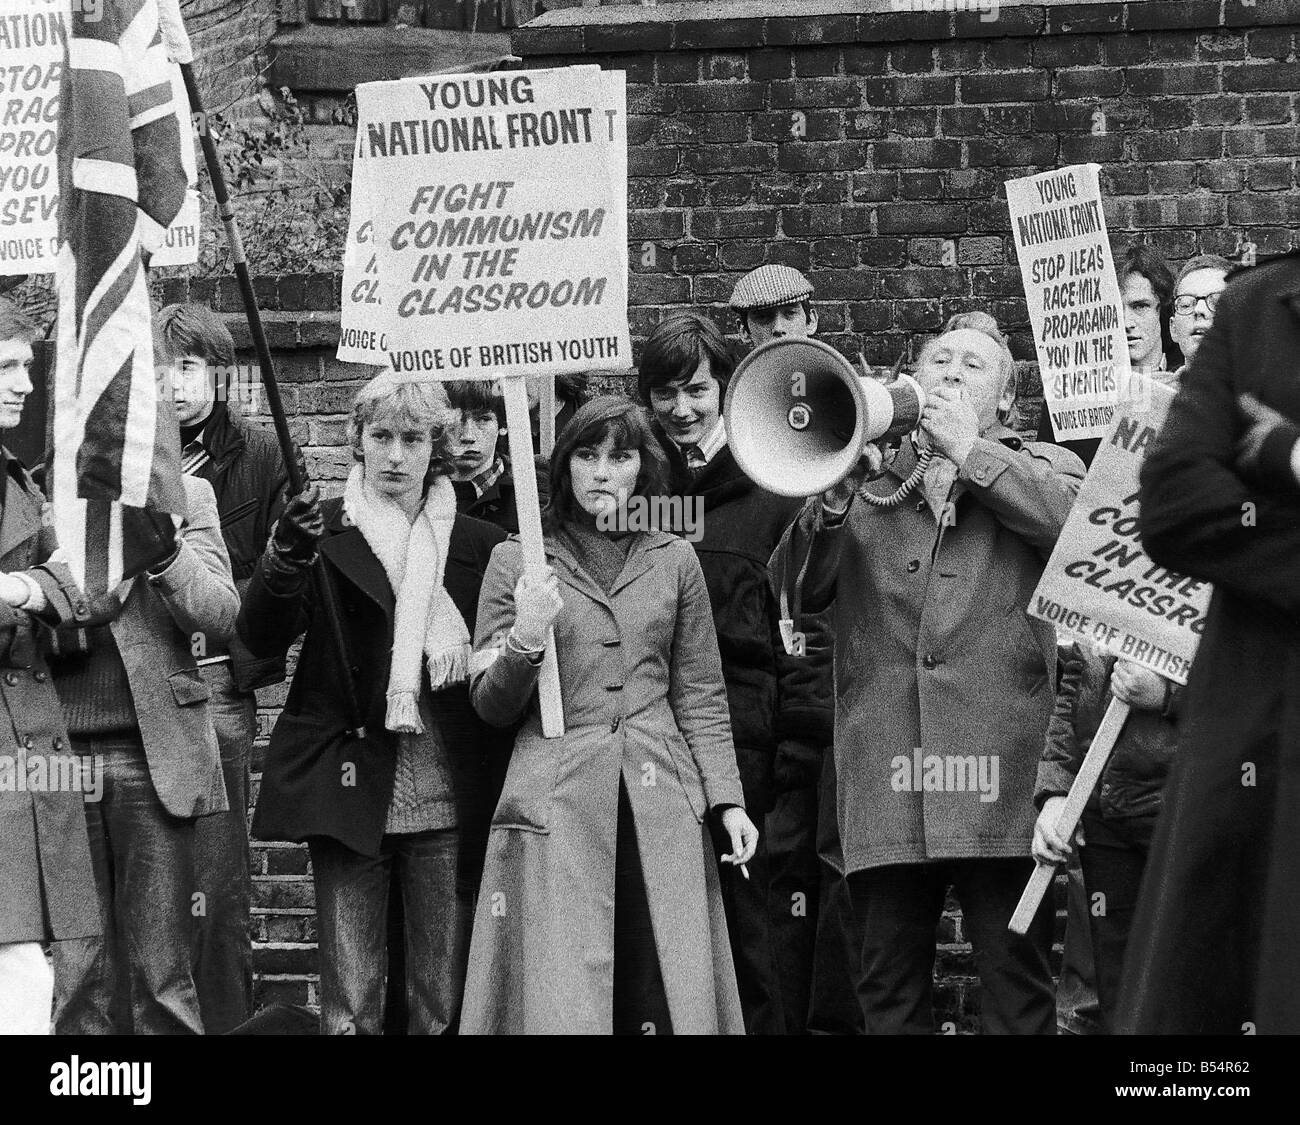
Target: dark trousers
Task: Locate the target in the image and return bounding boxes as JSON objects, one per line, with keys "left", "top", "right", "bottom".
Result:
{"left": 808, "top": 863, "right": 865, "bottom": 1034}
{"left": 1078, "top": 811, "right": 1154, "bottom": 1034}
{"left": 765, "top": 784, "right": 821, "bottom": 1033}
{"left": 1056, "top": 847, "right": 1104, "bottom": 1035}
{"left": 612, "top": 778, "right": 672, "bottom": 1035}
{"left": 191, "top": 663, "right": 254, "bottom": 1034}
{"left": 846, "top": 858, "right": 1056, "bottom": 1035}
{"left": 53, "top": 737, "right": 204, "bottom": 1035}
{"left": 309, "top": 828, "right": 469, "bottom": 1035}
{"left": 717, "top": 829, "right": 784, "bottom": 1034}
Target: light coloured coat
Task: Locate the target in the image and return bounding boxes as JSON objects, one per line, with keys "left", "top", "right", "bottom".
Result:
{"left": 461, "top": 530, "right": 747, "bottom": 1035}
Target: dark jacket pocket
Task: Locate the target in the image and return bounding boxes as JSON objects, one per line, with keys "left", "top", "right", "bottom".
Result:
{"left": 168, "top": 667, "right": 212, "bottom": 706}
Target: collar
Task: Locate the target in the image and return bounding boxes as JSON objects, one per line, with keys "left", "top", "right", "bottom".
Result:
{"left": 470, "top": 456, "right": 505, "bottom": 499}
{"left": 668, "top": 417, "right": 727, "bottom": 467}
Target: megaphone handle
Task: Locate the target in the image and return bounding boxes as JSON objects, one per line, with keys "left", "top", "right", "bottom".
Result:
{"left": 857, "top": 448, "right": 933, "bottom": 509}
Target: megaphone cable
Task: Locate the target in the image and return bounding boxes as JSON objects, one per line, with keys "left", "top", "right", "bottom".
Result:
{"left": 856, "top": 447, "right": 933, "bottom": 508}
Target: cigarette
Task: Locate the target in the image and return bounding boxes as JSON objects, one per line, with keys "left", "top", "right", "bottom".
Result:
{"left": 739, "top": 863, "right": 750, "bottom": 881}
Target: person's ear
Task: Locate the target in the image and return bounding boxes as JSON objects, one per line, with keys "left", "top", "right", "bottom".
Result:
{"left": 806, "top": 308, "right": 819, "bottom": 335}
{"left": 737, "top": 317, "right": 752, "bottom": 346}
{"left": 997, "top": 369, "right": 1016, "bottom": 420}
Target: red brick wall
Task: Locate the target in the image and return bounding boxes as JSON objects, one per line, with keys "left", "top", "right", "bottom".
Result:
{"left": 159, "top": 0, "right": 1300, "bottom": 1027}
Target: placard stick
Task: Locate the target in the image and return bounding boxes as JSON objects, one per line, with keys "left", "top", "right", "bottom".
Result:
{"left": 501, "top": 375, "right": 564, "bottom": 737}
{"left": 539, "top": 373, "right": 557, "bottom": 457}
{"left": 1009, "top": 698, "right": 1132, "bottom": 935}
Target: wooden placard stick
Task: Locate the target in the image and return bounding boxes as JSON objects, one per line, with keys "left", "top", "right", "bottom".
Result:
{"left": 538, "top": 373, "right": 557, "bottom": 457}
{"left": 1009, "top": 697, "right": 1132, "bottom": 935}
{"left": 501, "top": 375, "right": 564, "bottom": 737}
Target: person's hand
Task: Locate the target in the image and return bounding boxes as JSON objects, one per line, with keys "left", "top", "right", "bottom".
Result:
{"left": 0, "top": 572, "right": 30, "bottom": 609}
{"left": 271, "top": 484, "right": 325, "bottom": 566}
{"left": 1110, "top": 660, "right": 1168, "bottom": 711}
{"left": 820, "top": 445, "right": 886, "bottom": 516}
{"left": 1030, "top": 795, "right": 1080, "bottom": 866}
{"left": 512, "top": 564, "right": 563, "bottom": 650}
{"left": 1236, "top": 392, "right": 1300, "bottom": 484}
{"left": 920, "top": 385, "right": 980, "bottom": 467}
{"left": 720, "top": 806, "right": 759, "bottom": 867}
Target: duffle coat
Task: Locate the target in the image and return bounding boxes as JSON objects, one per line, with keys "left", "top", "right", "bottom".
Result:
{"left": 460, "top": 530, "right": 747, "bottom": 1034}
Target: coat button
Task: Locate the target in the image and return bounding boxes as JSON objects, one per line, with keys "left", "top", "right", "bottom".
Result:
{"left": 922, "top": 654, "right": 938, "bottom": 669}
{"left": 53, "top": 737, "right": 65, "bottom": 751}
{"left": 23, "top": 735, "right": 33, "bottom": 749}
{"left": 601, "top": 639, "right": 621, "bottom": 647}
{"left": 33, "top": 670, "right": 46, "bottom": 683}
{"left": 605, "top": 684, "right": 624, "bottom": 692}
{"left": 915, "top": 500, "right": 926, "bottom": 512}
{"left": 906, "top": 560, "right": 920, "bottom": 573}
{"left": 3, "top": 672, "right": 17, "bottom": 686}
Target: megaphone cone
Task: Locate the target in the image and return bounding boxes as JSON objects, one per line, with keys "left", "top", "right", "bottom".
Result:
{"left": 724, "top": 337, "right": 926, "bottom": 498}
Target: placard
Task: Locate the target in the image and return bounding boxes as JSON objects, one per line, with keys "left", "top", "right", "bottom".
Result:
{"left": 1028, "top": 383, "right": 1211, "bottom": 685}
{"left": 340, "top": 66, "right": 629, "bottom": 379}
{"left": 1007, "top": 164, "right": 1136, "bottom": 442}
{"left": 0, "top": 0, "right": 65, "bottom": 275}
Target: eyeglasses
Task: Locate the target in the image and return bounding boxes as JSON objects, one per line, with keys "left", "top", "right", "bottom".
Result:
{"left": 1172, "top": 292, "right": 1221, "bottom": 316}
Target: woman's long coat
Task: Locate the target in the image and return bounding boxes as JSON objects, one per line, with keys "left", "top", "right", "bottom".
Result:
{"left": 461, "top": 530, "right": 747, "bottom": 1034}
{"left": 0, "top": 454, "right": 98, "bottom": 944}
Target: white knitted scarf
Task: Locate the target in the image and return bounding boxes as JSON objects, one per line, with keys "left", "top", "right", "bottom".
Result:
{"left": 343, "top": 465, "right": 470, "bottom": 734}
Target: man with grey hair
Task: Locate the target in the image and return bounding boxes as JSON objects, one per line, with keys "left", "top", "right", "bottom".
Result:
{"left": 772, "top": 314, "right": 1085, "bottom": 1033}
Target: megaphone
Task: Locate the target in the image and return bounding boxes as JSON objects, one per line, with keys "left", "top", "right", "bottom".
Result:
{"left": 724, "top": 337, "right": 926, "bottom": 498}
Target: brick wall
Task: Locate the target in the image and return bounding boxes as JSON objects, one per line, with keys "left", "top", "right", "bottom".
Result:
{"left": 184, "top": 0, "right": 279, "bottom": 119}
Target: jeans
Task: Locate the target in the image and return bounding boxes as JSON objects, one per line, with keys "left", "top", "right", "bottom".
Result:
{"left": 0, "top": 942, "right": 53, "bottom": 1034}
{"left": 1057, "top": 848, "right": 1104, "bottom": 1035}
{"left": 309, "top": 828, "right": 469, "bottom": 1035}
{"left": 1079, "top": 811, "right": 1154, "bottom": 1033}
{"left": 53, "top": 737, "right": 204, "bottom": 1035}
{"left": 192, "top": 663, "right": 255, "bottom": 1034}
{"left": 846, "top": 859, "right": 1056, "bottom": 1035}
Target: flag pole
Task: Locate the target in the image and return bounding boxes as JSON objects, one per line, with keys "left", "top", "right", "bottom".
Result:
{"left": 180, "top": 63, "right": 368, "bottom": 739}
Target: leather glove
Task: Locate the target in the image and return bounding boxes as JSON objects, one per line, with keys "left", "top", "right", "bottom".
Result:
{"left": 271, "top": 484, "right": 325, "bottom": 567}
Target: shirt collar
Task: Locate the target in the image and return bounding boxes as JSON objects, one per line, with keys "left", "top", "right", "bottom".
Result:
{"left": 471, "top": 456, "right": 505, "bottom": 498}
{"left": 682, "top": 418, "right": 728, "bottom": 467}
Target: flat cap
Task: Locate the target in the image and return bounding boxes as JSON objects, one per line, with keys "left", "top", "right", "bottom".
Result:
{"left": 729, "top": 265, "right": 814, "bottom": 312}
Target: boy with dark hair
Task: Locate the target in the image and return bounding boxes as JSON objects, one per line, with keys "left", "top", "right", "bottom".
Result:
{"left": 445, "top": 380, "right": 519, "bottom": 534}
{"left": 152, "top": 302, "right": 298, "bottom": 1034}
{"left": 639, "top": 309, "right": 835, "bottom": 1034}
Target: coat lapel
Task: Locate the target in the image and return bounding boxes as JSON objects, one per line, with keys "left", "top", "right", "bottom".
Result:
{"left": 320, "top": 525, "right": 395, "bottom": 620}
{"left": 544, "top": 535, "right": 613, "bottom": 611}
{"left": 609, "top": 531, "right": 675, "bottom": 598}
{"left": 0, "top": 467, "right": 40, "bottom": 564}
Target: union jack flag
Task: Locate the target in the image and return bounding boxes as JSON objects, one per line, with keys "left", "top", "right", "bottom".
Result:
{"left": 51, "top": 0, "right": 191, "bottom": 598}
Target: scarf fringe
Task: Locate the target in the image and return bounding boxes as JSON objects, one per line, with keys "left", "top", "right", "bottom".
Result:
{"left": 426, "top": 645, "right": 470, "bottom": 689}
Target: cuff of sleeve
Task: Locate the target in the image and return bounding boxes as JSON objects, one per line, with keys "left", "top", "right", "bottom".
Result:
{"left": 1033, "top": 764, "right": 1075, "bottom": 810}
{"left": 958, "top": 439, "right": 1012, "bottom": 489}
{"left": 704, "top": 777, "right": 746, "bottom": 811}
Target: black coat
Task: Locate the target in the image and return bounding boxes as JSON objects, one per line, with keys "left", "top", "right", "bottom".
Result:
{"left": 662, "top": 438, "right": 830, "bottom": 813}
{"left": 192, "top": 404, "right": 299, "bottom": 692}
{"left": 1125, "top": 252, "right": 1300, "bottom": 1034}
{"left": 238, "top": 498, "right": 511, "bottom": 893}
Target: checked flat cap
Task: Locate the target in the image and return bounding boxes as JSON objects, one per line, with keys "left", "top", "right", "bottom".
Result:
{"left": 729, "top": 265, "right": 814, "bottom": 312}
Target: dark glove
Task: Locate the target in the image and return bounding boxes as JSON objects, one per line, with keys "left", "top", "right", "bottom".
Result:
{"left": 271, "top": 484, "right": 325, "bottom": 566}
{"left": 1236, "top": 393, "right": 1300, "bottom": 488}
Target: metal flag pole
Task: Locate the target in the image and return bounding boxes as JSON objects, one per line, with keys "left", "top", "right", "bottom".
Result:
{"left": 179, "top": 63, "right": 368, "bottom": 739}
